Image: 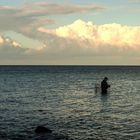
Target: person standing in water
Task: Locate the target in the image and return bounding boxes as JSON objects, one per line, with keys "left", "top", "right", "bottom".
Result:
{"left": 101, "top": 77, "right": 110, "bottom": 94}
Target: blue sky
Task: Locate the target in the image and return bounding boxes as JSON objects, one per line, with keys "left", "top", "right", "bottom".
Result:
{"left": 0, "top": 0, "right": 140, "bottom": 65}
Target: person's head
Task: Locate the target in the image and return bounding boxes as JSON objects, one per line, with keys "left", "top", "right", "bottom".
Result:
{"left": 104, "top": 77, "right": 108, "bottom": 81}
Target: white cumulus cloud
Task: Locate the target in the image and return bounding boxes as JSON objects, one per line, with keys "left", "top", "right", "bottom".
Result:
{"left": 38, "top": 19, "right": 140, "bottom": 56}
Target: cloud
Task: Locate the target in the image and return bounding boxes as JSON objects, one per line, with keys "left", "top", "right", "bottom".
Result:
{"left": 38, "top": 19, "right": 140, "bottom": 56}
{"left": 0, "top": 35, "right": 30, "bottom": 61}
{"left": 0, "top": 35, "right": 21, "bottom": 48}
{"left": 18, "top": 2, "right": 104, "bottom": 16}
{"left": 0, "top": 3, "right": 104, "bottom": 33}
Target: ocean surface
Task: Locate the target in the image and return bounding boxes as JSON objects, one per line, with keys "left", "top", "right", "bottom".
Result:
{"left": 0, "top": 66, "right": 140, "bottom": 140}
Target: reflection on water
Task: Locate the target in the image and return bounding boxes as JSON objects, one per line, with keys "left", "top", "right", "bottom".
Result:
{"left": 0, "top": 66, "right": 140, "bottom": 140}
{"left": 101, "top": 93, "right": 108, "bottom": 106}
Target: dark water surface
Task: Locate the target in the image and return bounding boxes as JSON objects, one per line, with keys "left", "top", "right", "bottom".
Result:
{"left": 0, "top": 66, "right": 140, "bottom": 140}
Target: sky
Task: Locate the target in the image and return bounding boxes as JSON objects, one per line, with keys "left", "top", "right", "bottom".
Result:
{"left": 0, "top": 0, "right": 140, "bottom": 65}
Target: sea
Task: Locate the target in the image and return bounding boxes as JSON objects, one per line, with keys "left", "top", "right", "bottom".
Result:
{"left": 0, "top": 66, "right": 139, "bottom": 140}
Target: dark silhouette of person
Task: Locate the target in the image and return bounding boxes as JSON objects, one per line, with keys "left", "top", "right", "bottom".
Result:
{"left": 101, "top": 77, "right": 110, "bottom": 94}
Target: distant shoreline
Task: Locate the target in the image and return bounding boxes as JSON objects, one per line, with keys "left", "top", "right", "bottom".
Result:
{"left": 0, "top": 65, "right": 140, "bottom": 67}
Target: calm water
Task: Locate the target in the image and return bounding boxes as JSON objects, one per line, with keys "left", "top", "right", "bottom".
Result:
{"left": 0, "top": 66, "right": 140, "bottom": 140}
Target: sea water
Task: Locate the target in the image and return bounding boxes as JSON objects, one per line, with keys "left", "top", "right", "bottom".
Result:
{"left": 0, "top": 66, "right": 140, "bottom": 140}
